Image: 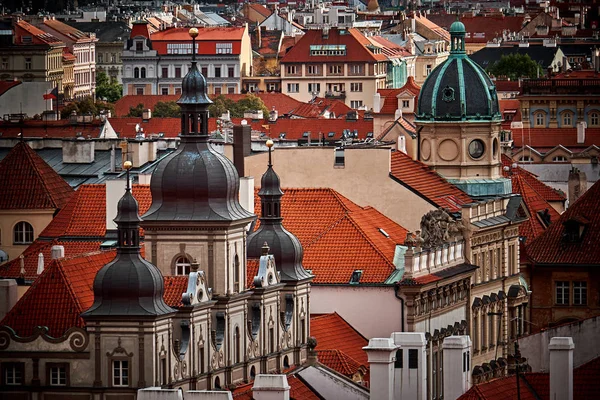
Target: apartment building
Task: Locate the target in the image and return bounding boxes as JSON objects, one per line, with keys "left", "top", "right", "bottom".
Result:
{"left": 38, "top": 18, "right": 97, "bottom": 99}
{"left": 122, "top": 21, "right": 252, "bottom": 96}
{"left": 0, "top": 20, "right": 65, "bottom": 95}
{"left": 280, "top": 27, "right": 388, "bottom": 109}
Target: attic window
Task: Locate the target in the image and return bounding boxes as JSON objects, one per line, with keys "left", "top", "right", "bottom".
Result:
{"left": 367, "top": 132, "right": 374, "bottom": 138}
{"left": 537, "top": 209, "right": 552, "bottom": 228}
{"left": 279, "top": 133, "right": 286, "bottom": 139}
{"left": 302, "top": 132, "right": 309, "bottom": 138}
{"left": 563, "top": 217, "right": 589, "bottom": 243}
{"left": 378, "top": 228, "right": 390, "bottom": 238}
{"left": 310, "top": 44, "right": 346, "bottom": 56}
{"left": 350, "top": 270, "right": 363, "bottom": 284}
{"left": 328, "top": 132, "right": 335, "bottom": 138}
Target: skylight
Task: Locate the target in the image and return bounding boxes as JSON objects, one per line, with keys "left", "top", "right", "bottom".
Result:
{"left": 310, "top": 45, "right": 346, "bottom": 56}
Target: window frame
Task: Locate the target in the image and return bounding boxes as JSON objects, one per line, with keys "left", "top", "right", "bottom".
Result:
{"left": 112, "top": 359, "right": 130, "bottom": 387}
{"left": 535, "top": 112, "right": 546, "bottom": 127}
{"left": 555, "top": 281, "right": 570, "bottom": 305}
{"left": 2, "top": 362, "right": 24, "bottom": 386}
{"left": 573, "top": 281, "right": 587, "bottom": 306}
{"left": 174, "top": 256, "right": 191, "bottom": 276}
{"left": 46, "top": 362, "right": 69, "bottom": 386}
{"left": 13, "top": 221, "right": 33, "bottom": 245}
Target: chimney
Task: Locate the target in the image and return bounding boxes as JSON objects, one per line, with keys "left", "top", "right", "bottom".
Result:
{"left": 269, "top": 107, "right": 278, "bottom": 122}
{"left": 549, "top": 337, "right": 574, "bottom": 400}
{"left": 373, "top": 92, "right": 381, "bottom": 113}
{"left": 364, "top": 337, "right": 398, "bottom": 400}
{"left": 568, "top": 168, "right": 587, "bottom": 204}
{"left": 252, "top": 375, "right": 290, "bottom": 400}
{"left": 51, "top": 245, "right": 65, "bottom": 260}
{"left": 137, "top": 388, "right": 183, "bottom": 399}
{"left": 62, "top": 138, "right": 95, "bottom": 164}
{"left": 391, "top": 332, "right": 427, "bottom": 400}
{"left": 233, "top": 125, "right": 251, "bottom": 177}
{"left": 186, "top": 391, "right": 234, "bottom": 399}
{"left": 106, "top": 178, "right": 129, "bottom": 232}
{"left": 0, "top": 279, "right": 18, "bottom": 320}
{"left": 443, "top": 336, "right": 472, "bottom": 400}
{"left": 577, "top": 121, "right": 586, "bottom": 144}
{"left": 129, "top": 139, "right": 158, "bottom": 168}
{"left": 37, "top": 252, "right": 44, "bottom": 275}
{"left": 142, "top": 109, "right": 152, "bottom": 121}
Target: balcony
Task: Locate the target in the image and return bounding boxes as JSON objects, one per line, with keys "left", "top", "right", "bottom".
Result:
{"left": 325, "top": 90, "right": 346, "bottom": 99}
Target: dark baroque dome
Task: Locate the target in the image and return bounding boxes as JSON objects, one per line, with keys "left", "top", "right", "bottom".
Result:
{"left": 417, "top": 21, "right": 500, "bottom": 122}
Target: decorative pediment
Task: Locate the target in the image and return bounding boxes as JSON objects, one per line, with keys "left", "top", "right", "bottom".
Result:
{"left": 182, "top": 261, "right": 213, "bottom": 306}
{"left": 253, "top": 243, "right": 281, "bottom": 288}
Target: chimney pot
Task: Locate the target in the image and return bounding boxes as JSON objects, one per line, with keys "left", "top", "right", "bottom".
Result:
{"left": 51, "top": 245, "right": 65, "bottom": 260}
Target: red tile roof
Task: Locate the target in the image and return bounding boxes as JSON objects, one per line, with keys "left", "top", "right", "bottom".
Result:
{"left": 266, "top": 118, "right": 374, "bottom": 141}
{"left": 317, "top": 349, "right": 365, "bottom": 377}
{"left": 428, "top": 14, "right": 525, "bottom": 43}
{"left": 0, "top": 141, "right": 74, "bottom": 210}
{"left": 42, "top": 19, "right": 93, "bottom": 42}
{"left": 287, "top": 97, "right": 352, "bottom": 119}
{"left": 390, "top": 150, "right": 472, "bottom": 212}
{"left": 130, "top": 22, "right": 151, "bottom": 39}
{"left": 113, "top": 95, "right": 180, "bottom": 117}
{"left": 495, "top": 80, "right": 522, "bottom": 92}
{"left": 511, "top": 128, "right": 600, "bottom": 150}
{"left": 0, "top": 119, "right": 102, "bottom": 138}
{"left": 414, "top": 14, "right": 451, "bottom": 42}
{"left": 233, "top": 373, "right": 320, "bottom": 400}
{"left": 378, "top": 76, "right": 420, "bottom": 115}
{"left": 501, "top": 155, "right": 565, "bottom": 203}
{"left": 1, "top": 249, "right": 187, "bottom": 337}
{"left": 0, "top": 80, "right": 21, "bottom": 96}
{"left": 254, "top": 188, "right": 408, "bottom": 284}
{"left": 310, "top": 313, "right": 368, "bottom": 366}
{"left": 15, "top": 20, "right": 63, "bottom": 45}
{"left": 281, "top": 28, "right": 388, "bottom": 64}
{"left": 247, "top": 3, "right": 272, "bottom": 19}
{"left": 526, "top": 179, "right": 600, "bottom": 265}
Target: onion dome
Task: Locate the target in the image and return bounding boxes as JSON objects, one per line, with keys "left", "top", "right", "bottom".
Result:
{"left": 142, "top": 28, "right": 253, "bottom": 223}
{"left": 247, "top": 141, "right": 312, "bottom": 282}
{"left": 416, "top": 19, "right": 500, "bottom": 122}
{"left": 83, "top": 162, "right": 175, "bottom": 317}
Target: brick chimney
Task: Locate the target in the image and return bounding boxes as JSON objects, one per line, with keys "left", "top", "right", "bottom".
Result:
{"left": 549, "top": 337, "right": 574, "bottom": 400}
{"left": 568, "top": 168, "right": 587, "bottom": 204}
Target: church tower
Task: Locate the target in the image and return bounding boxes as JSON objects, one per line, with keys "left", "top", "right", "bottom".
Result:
{"left": 415, "top": 20, "right": 511, "bottom": 197}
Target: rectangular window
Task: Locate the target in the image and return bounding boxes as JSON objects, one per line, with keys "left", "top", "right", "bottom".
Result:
{"left": 216, "top": 42, "right": 233, "bottom": 54}
{"left": 287, "top": 83, "right": 299, "bottom": 93}
{"left": 432, "top": 352, "right": 437, "bottom": 399}
{"left": 308, "top": 83, "right": 320, "bottom": 94}
{"left": 350, "top": 64, "right": 363, "bottom": 75}
{"left": 25, "top": 57, "right": 32, "bottom": 70}
{"left": 473, "top": 316, "right": 479, "bottom": 351}
{"left": 175, "top": 87, "right": 181, "bottom": 95}
{"left": 402, "top": 100, "right": 410, "bottom": 108}
{"left": 228, "top": 66, "right": 235, "bottom": 77}
{"left": 136, "top": 87, "right": 144, "bottom": 95}
{"left": 1, "top": 57, "right": 8, "bottom": 70}
{"left": 394, "top": 349, "right": 403, "bottom": 368}
{"left": 214, "top": 67, "right": 221, "bottom": 78}
{"left": 175, "top": 67, "right": 181, "bottom": 78}
{"left": 136, "top": 41, "right": 143, "bottom": 52}
{"left": 113, "top": 360, "right": 129, "bottom": 387}
{"left": 408, "top": 349, "right": 418, "bottom": 369}
{"left": 329, "top": 65, "right": 343, "bottom": 75}
{"left": 167, "top": 43, "right": 198, "bottom": 54}
{"left": 350, "top": 82, "right": 362, "bottom": 92}
{"left": 202, "top": 66, "right": 208, "bottom": 77}
{"left": 98, "top": 53, "right": 103, "bottom": 63}
{"left": 49, "top": 365, "right": 67, "bottom": 386}
{"left": 306, "top": 64, "right": 320, "bottom": 75}
{"left": 111, "top": 53, "right": 116, "bottom": 63}
{"left": 286, "top": 65, "right": 297, "bottom": 75}
{"left": 228, "top": 86, "right": 235, "bottom": 94}
{"left": 573, "top": 281, "right": 587, "bottom": 305}
{"left": 161, "top": 87, "right": 169, "bottom": 95}
{"left": 214, "top": 87, "right": 221, "bottom": 95}
{"left": 162, "top": 67, "right": 168, "bottom": 78}
{"left": 426, "top": 64, "right": 432, "bottom": 76}
{"left": 161, "top": 358, "right": 167, "bottom": 385}
{"left": 489, "top": 313, "right": 495, "bottom": 348}
{"left": 199, "top": 347, "right": 205, "bottom": 374}
{"left": 350, "top": 100, "right": 363, "bottom": 109}
{"left": 556, "top": 281, "right": 569, "bottom": 305}
{"left": 3, "top": 363, "right": 23, "bottom": 385}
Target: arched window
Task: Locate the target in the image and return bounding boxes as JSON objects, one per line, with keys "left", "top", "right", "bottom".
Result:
{"left": 234, "top": 254, "right": 240, "bottom": 293}
{"left": 13, "top": 221, "right": 33, "bottom": 244}
{"left": 535, "top": 112, "right": 545, "bottom": 127}
{"left": 562, "top": 112, "right": 572, "bottom": 127}
{"left": 234, "top": 326, "right": 240, "bottom": 364}
{"left": 283, "top": 355, "right": 290, "bottom": 369}
{"left": 141, "top": 67, "right": 146, "bottom": 78}
{"left": 590, "top": 112, "right": 599, "bottom": 126}
{"left": 250, "top": 366, "right": 256, "bottom": 379}
{"left": 214, "top": 376, "right": 221, "bottom": 389}
{"left": 134, "top": 67, "right": 139, "bottom": 78}
{"left": 175, "top": 256, "right": 191, "bottom": 275}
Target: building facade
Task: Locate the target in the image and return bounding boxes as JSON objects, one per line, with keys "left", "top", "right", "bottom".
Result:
{"left": 122, "top": 22, "right": 252, "bottom": 96}
{"left": 279, "top": 28, "right": 388, "bottom": 110}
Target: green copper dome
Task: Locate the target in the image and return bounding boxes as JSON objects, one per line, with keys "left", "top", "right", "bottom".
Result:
{"left": 416, "top": 20, "right": 500, "bottom": 122}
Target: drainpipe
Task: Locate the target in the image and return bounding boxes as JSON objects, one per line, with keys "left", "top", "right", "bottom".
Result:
{"left": 394, "top": 284, "right": 405, "bottom": 332}
{"left": 416, "top": 125, "right": 424, "bottom": 160}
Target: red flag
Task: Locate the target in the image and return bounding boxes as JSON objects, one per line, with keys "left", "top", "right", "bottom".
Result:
{"left": 43, "top": 87, "right": 58, "bottom": 100}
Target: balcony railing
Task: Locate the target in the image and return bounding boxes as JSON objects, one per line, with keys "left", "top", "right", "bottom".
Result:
{"left": 403, "top": 240, "right": 465, "bottom": 279}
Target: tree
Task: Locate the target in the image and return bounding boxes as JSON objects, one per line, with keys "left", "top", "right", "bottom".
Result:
{"left": 208, "top": 95, "right": 230, "bottom": 118}
{"left": 60, "top": 98, "right": 115, "bottom": 119}
{"left": 487, "top": 54, "right": 544, "bottom": 80}
{"left": 153, "top": 101, "right": 181, "bottom": 118}
{"left": 127, "top": 103, "right": 145, "bottom": 117}
{"left": 95, "top": 71, "right": 122, "bottom": 103}
{"left": 208, "top": 94, "right": 269, "bottom": 119}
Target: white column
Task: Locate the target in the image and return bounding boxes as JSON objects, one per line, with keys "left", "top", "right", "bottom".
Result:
{"left": 442, "top": 336, "right": 472, "bottom": 400}
{"left": 364, "top": 338, "right": 398, "bottom": 400}
{"left": 391, "top": 332, "right": 427, "bottom": 400}
{"left": 549, "top": 337, "right": 574, "bottom": 400}
{"left": 252, "top": 375, "right": 290, "bottom": 400}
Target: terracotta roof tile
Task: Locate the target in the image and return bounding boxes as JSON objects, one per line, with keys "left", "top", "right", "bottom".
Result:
{"left": 150, "top": 26, "right": 246, "bottom": 42}
{"left": 501, "top": 156, "right": 565, "bottom": 202}
{"left": 233, "top": 373, "right": 320, "bottom": 400}
{"left": 390, "top": 150, "right": 472, "bottom": 212}
{"left": 428, "top": 14, "right": 525, "bottom": 43}
{"left": 0, "top": 142, "right": 74, "bottom": 209}
{"left": 265, "top": 118, "right": 374, "bottom": 141}
{"left": 42, "top": 19, "right": 93, "bottom": 42}
{"left": 310, "top": 313, "right": 368, "bottom": 366}
{"left": 511, "top": 128, "right": 600, "bottom": 150}
{"left": 317, "top": 349, "right": 365, "bottom": 376}
{"left": 378, "top": 76, "right": 420, "bottom": 114}
{"left": 0, "top": 80, "right": 21, "bottom": 96}
{"left": 254, "top": 188, "right": 408, "bottom": 284}
{"left": 1, "top": 249, "right": 187, "bottom": 337}
{"left": 526, "top": 179, "right": 600, "bottom": 265}
{"left": 248, "top": 3, "right": 272, "bottom": 19}
{"left": 281, "top": 28, "right": 387, "bottom": 64}
{"left": 0, "top": 119, "right": 102, "bottom": 138}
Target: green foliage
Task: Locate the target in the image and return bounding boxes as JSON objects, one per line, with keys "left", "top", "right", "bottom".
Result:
{"left": 127, "top": 103, "right": 145, "bottom": 118}
{"left": 208, "top": 94, "right": 269, "bottom": 119}
{"left": 487, "top": 54, "right": 544, "bottom": 80}
{"left": 60, "top": 98, "right": 115, "bottom": 119}
{"left": 95, "top": 71, "right": 122, "bottom": 103}
{"left": 153, "top": 101, "right": 181, "bottom": 118}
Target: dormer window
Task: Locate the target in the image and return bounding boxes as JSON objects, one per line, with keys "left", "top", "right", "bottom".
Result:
{"left": 562, "top": 216, "right": 589, "bottom": 243}
{"left": 135, "top": 41, "right": 143, "bottom": 52}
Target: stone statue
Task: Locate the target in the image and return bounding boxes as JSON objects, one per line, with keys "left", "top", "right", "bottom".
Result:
{"left": 420, "top": 208, "right": 463, "bottom": 248}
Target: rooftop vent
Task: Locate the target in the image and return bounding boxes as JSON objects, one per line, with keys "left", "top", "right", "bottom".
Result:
{"left": 379, "top": 228, "right": 390, "bottom": 238}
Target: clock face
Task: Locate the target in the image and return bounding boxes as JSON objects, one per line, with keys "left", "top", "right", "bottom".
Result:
{"left": 469, "top": 139, "right": 485, "bottom": 159}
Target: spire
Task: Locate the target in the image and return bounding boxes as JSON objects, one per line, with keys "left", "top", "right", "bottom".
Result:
{"left": 82, "top": 161, "right": 175, "bottom": 318}
{"left": 247, "top": 140, "right": 313, "bottom": 282}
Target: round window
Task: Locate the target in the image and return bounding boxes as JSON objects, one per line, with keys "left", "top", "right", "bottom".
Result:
{"left": 468, "top": 139, "right": 485, "bottom": 159}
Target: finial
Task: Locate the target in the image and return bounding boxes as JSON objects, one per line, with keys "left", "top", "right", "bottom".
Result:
{"left": 123, "top": 160, "right": 132, "bottom": 191}
{"left": 191, "top": 259, "right": 200, "bottom": 272}
{"left": 262, "top": 242, "right": 270, "bottom": 255}
{"left": 189, "top": 27, "right": 198, "bottom": 62}
{"left": 266, "top": 139, "right": 274, "bottom": 167}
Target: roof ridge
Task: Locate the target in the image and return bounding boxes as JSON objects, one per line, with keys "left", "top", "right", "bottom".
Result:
{"left": 304, "top": 213, "right": 349, "bottom": 248}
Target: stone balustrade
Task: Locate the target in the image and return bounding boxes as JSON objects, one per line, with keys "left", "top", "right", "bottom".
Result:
{"left": 403, "top": 240, "right": 465, "bottom": 279}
